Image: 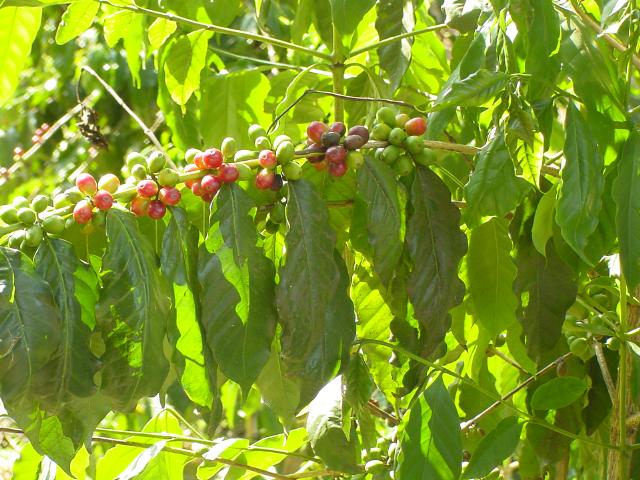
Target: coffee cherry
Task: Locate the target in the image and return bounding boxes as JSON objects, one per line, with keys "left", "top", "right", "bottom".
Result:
{"left": 326, "top": 145, "right": 347, "bottom": 164}
{"left": 8, "top": 230, "right": 25, "bottom": 249}
{"left": 248, "top": 124, "right": 267, "bottom": 142}
{"left": 194, "top": 152, "right": 207, "bottom": 170}
{"left": 329, "top": 121, "right": 346, "bottom": 137}
{"left": 313, "top": 160, "right": 328, "bottom": 171}
{"left": 17, "top": 208, "right": 37, "bottom": 225}
{"left": 32, "top": 135, "right": 41, "bottom": 144}
{"left": 569, "top": 337, "right": 589, "bottom": 357}
{"left": 276, "top": 141, "right": 295, "bottom": 165}
{"left": 183, "top": 164, "right": 200, "bottom": 188}
{"left": 157, "top": 168, "right": 179, "bottom": 187}
{"left": 346, "top": 151, "right": 365, "bottom": 170}
{"left": 147, "top": 200, "right": 167, "bottom": 220}
{"left": 53, "top": 193, "right": 70, "bottom": 209}
{"left": 404, "top": 117, "right": 427, "bottom": 136}
{"left": 93, "top": 211, "right": 106, "bottom": 229}
{"left": 413, "top": 149, "right": 436, "bottom": 166}
{"left": 221, "top": 137, "right": 237, "bottom": 158}
{"left": 394, "top": 155, "right": 414, "bottom": 176}
{"left": 395, "top": 113, "right": 410, "bottom": 127}
{"left": 364, "top": 460, "right": 386, "bottom": 474}
{"left": 131, "top": 164, "right": 148, "bottom": 180}
{"left": 328, "top": 161, "right": 348, "bottom": 177}
{"left": 76, "top": 173, "right": 98, "bottom": 195}
{"left": 254, "top": 136, "right": 272, "bottom": 151}
{"left": 404, "top": 135, "right": 424, "bottom": 155}
{"left": 201, "top": 174, "right": 221, "bottom": 194}
{"left": 202, "top": 148, "right": 224, "bottom": 169}
{"left": 236, "top": 163, "right": 254, "bottom": 181}
{"left": 184, "top": 148, "right": 202, "bottom": 163}
{"left": 12, "top": 196, "right": 29, "bottom": 209}
{"left": 219, "top": 164, "right": 239, "bottom": 183}
{"left": 191, "top": 181, "right": 204, "bottom": 197}
{"left": 256, "top": 169, "right": 275, "bottom": 189}
{"left": 282, "top": 162, "right": 302, "bottom": 180}
{"left": 321, "top": 131, "right": 341, "bottom": 148}
{"left": 0, "top": 206, "right": 18, "bottom": 224}
{"left": 159, "top": 187, "right": 181, "bottom": 206}
{"left": 137, "top": 180, "right": 159, "bottom": 198}
{"left": 259, "top": 150, "right": 277, "bottom": 169}
{"left": 99, "top": 174, "right": 121, "bottom": 193}
{"left": 93, "top": 190, "right": 114, "bottom": 211}
{"left": 273, "top": 135, "right": 292, "bottom": 150}
{"left": 126, "top": 152, "right": 147, "bottom": 169}
{"left": 307, "top": 121, "right": 328, "bottom": 144}
{"left": 306, "top": 144, "right": 325, "bottom": 163}
{"left": 130, "top": 196, "right": 149, "bottom": 217}
{"left": 73, "top": 200, "right": 93, "bottom": 224}
{"left": 376, "top": 106, "right": 397, "bottom": 126}
{"left": 41, "top": 123, "right": 50, "bottom": 133}
{"left": 65, "top": 188, "right": 84, "bottom": 204}
{"left": 371, "top": 123, "right": 392, "bottom": 141}
{"left": 31, "top": 195, "right": 49, "bottom": 213}
{"left": 382, "top": 145, "right": 403, "bottom": 164}
{"left": 271, "top": 173, "right": 284, "bottom": 191}
{"left": 348, "top": 125, "right": 370, "bottom": 142}
{"left": 344, "top": 134, "right": 366, "bottom": 150}
{"left": 147, "top": 152, "right": 166, "bottom": 173}
{"left": 24, "top": 225, "right": 43, "bottom": 247}
{"left": 388, "top": 127, "right": 407, "bottom": 146}
{"left": 42, "top": 215, "right": 65, "bottom": 235}
{"left": 234, "top": 149, "right": 257, "bottom": 162}
{"left": 201, "top": 191, "right": 215, "bottom": 203}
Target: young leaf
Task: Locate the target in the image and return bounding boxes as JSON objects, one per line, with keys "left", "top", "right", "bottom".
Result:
{"left": 396, "top": 376, "right": 462, "bottom": 479}
{"left": 199, "top": 184, "right": 277, "bottom": 394}
{"left": 613, "top": 131, "right": 640, "bottom": 288}
{"left": 276, "top": 180, "right": 355, "bottom": 406}
{"left": 532, "top": 185, "right": 557, "bottom": 256}
{"left": 463, "top": 416, "right": 522, "bottom": 478}
{"left": 0, "top": 7, "right": 41, "bottom": 104}
{"left": 556, "top": 102, "right": 604, "bottom": 263}
{"left": 467, "top": 218, "right": 518, "bottom": 337}
{"left": 356, "top": 156, "right": 403, "bottom": 287}
{"left": 407, "top": 166, "right": 467, "bottom": 358}
{"left": 97, "top": 210, "right": 171, "bottom": 410}
{"left": 530, "top": 376, "right": 587, "bottom": 410}
{"left": 164, "top": 30, "right": 213, "bottom": 106}
{"left": 103, "top": 9, "right": 144, "bottom": 87}
{"left": 55, "top": 0, "right": 99, "bottom": 45}
{"left": 436, "top": 69, "right": 508, "bottom": 110}
{"left": 148, "top": 18, "right": 177, "bottom": 50}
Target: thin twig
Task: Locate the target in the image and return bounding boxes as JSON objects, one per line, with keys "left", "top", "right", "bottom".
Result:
{"left": 594, "top": 341, "right": 617, "bottom": 402}
{"left": 366, "top": 400, "right": 399, "bottom": 426}
{"left": 349, "top": 23, "right": 449, "bottom": 57}
{"left": 491, "top": 347, "right": 529, "bottom": 375}
{"left": 288, "top": 469, "right": 351, "bottom": 479}
{"left": 79, "top": 65, "right": 175, "bottom": 168}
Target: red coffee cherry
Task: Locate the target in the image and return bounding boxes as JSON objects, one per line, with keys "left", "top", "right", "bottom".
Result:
{"left": 137, "top": 179, "right": 159, "bottom": 198}
{"left": 73, "top": 200, "right": 93, "bottom": 224}
{"left": 307, "top": 121, "right": 328, "bottom": 144}
{"left": 158, "top": 187, "right": 181, "bottom": 206}
{"left": 259, "top": 150, "right": 277, "bottom": 169}
{"left": 325, "top": 145, "right": 347, "bottom": 164}
{"left": 329, "top": 161, "right": 348, "bottom": 177}
{"left": 404, "top": 117, "right": 427, "bottom": 136}
{"left": 147, "top": 200, "right": 167, "bottom": 220}
{"left": 76, "top": 173, "right": 98, "bottom": 195}
{"left": 255, "top": 169, "right": 276, "bottom": 190}
{"left": 130, "top": 196, "right": 150, "bottom": 217}
{"left": 201, "top": 148, "right": 224, "bottom": 169}
{"left": 93, "top": 190, "right": 114, "bottom": 211}
{"left": 219, "top": 164, "right": 239, "bottom": 183}
{"left": 201, "top": 175, "right": 221, "bottom": 194}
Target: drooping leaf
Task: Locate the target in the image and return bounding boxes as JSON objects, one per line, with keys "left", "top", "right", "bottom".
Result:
{"left": 613, "top": 130, "right": 640, "bottom": 288}
{"left": 198, "top": 184, "right": 277, "bottom": 393}
{"left": 396, "top": 376, "right": 462, "bottom": 479}
{"left": 464, "top": 131, "right": 531, "bottom": 225}
{"left": 530, "top": 376, "right": 587, "bottom": 410}
{"left": 442, "top": 0, "right": 483, "bottom": 32}
{"left": 97, "top": 210, "right": 171, "bottom": 410}
{"left": 306, "top": 376, "right": 359, "bottom": 472}
{"left": 0, "top": 7, "right": 41, "bottom": 105}
{"left": 555, "top": 102, "right": 604, "bottom": 263}
{"left": 467, "top": 218, "right": 518, "bottom": 337}
{"left": 375, "top": 0, "right": 415, "bottom": 89}
{"left": 55, "top": 0, "right": 99, "bottom": 44}
{"left": 463, "top": 416, "right": 522, "bottom": 478}
{"left": 330, "top": 0, "right": 375, "bottom": 37}
{"left": 148, "top": 18, "right": 176, "bottom": 50}
{"left": 164, "top": 30, "right": 213, "bottom": 106}
{"left": 407, "top": 166, "right": 467, "bottom": 358}
{"left": 436, "top": 69, "right": 508, "bottom": 110}
{"left": 525, "top": 0, "right": 561, "bottom": 100}
{"left": 356, "top": 156, "right": 403, "bottom": 287}
{"left": 276, "top": 180, "right": 355, "bottom": 406}
{"left": 103, "top": 9, "right": 144, "bottom": 87}
{"left": 531, "top": 185, "right": 557, "bottom": 256}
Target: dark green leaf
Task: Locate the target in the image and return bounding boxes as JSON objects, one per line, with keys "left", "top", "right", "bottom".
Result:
{"left": 356, "top": 156, "right": 403, "bottom": 287}
{"left": 276, "top": 180, "right": 355, "bottom": 406}
{"left": 463, "top": 416, "right": 522, "bottom": 478}
{"left": 407, "top": 166, "right": 467, "bottom": 358}
{"left": 436, "top": 69, "right": 508, "bottom": 110}
{"left": 97, "top": 210, "right": 171, "bottom": 410}
{"left": 525, "top": 0, "right": 561, "bottom": 100}
{"left": 198, "top": 184, "right": 277, "bottom": 393}
{"left": 555, "top": 103, "right": 604, "bottom": 263}
{"left": 396, "top": 376, "right": 462, "bottom": 479}
{"left": 344, "top": 353, "right": 374, "bottom": 411}
{"left": 330, "top": 0, "right": 375, "bottom": 37}
{"left": 442, "top": 0, "right": 483, "bottom": 32}
{"left": 530, "top": 376, "right": 587, "bottom": 410}
{"left": 375, "top": 0, "right": 414, "bottom": 90}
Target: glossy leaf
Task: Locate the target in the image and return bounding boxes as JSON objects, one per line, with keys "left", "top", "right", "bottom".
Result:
{"left": 463, "top": 416, "right": 522, "bottom": 478}
{"left": 525, "top": 0, "right": 561, "bottom": 100}
{"left": 407, "top": 166, "right": 467, "bottom": 358}
{"left": 356, "top": 156, "right": 403, "bottom": 287}
{"left": 436, "top": 69, "right": 508, "bottom": 110}
{"left": 164, "top": 30, "right": 213, "bottom": 106}
{"left": 375, "top": 0, "right": 415, "bottom": 89}
{"left": 148, "top": 18, "right": 177, "bottom": 50}
{"left": 556, "top": 103, "right": 604, "bottom": 263}
{"left": 532, "top": 185, "right": 557, "bottom": 256}
{"left": 97, "top": 210, "right": 171, "bottom": 410}
{"left": 55, "top": 0, "right": 99, "bottom": 44}
{"left": 467, "top": 218, "right": 518, "bottom": 337}
{"left": 330, "top": 0, "right": 375, "bottom": 37}
{"left": 530, "top": 376, "right": 587, "bottom": 410}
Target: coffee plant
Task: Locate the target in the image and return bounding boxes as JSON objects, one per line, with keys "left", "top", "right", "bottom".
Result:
{"left": 0, "top": 0, "right": 639, "bottom": 478}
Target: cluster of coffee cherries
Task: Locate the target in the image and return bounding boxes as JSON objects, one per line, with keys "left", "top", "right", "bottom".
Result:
{"left": 303, "top": 121, "right": 367, "bottom": 176}
{"left": 0, "top": 194, "right": 64, "bottom": 249}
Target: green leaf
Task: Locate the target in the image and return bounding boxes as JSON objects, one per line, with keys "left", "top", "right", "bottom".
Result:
{"left": 306, "top": 376, "right": 358, "bottom": 472}
{"left": 330, "top": 0, "right": 375, "bottom": 37}
{"left": 55, "top": 0, "right": 99, "bottom": 44}
{"left": 375, "top": 0, "right": 415, "bottom": 89}
{"left": 530, "top": 376, "right": 587, "bottom": 410}
{"left": 396, "top": 376, "right": 462, "bottom": 479}
{"left": 556, "top": 103, "right": 604, "bottom": 263}
{"left": 467, "top": 218, "right": 518, "bottom": 337}
{"left": 463, "top": 416, "right": 522, "bottom": 478}
{"left": 613, "top": 130, "right": 640, "bottom": 288}
{"left": 464, "top": 132, "right": 531, "bottom": 224}
{"left": 198, "top": 184, "right": 277, "bottom": 393}
{"left": 256, "top": 341, "right": 300, "bottom": 425}
{"left": 407, "top": 166, "right": 467, "bottom": 358}
{"left": 532, "top": 185, "right": 557, "bottom": 256}
{"left": 97, "top": 210, "right": 171, "bottom": 410}
{"left": 148, "top": 17, "right": 176, "bottom": 50}
{"left": 356, "top": 156, "right": 403, "bottom": 287}
{"left": 0, "top": 7, "right": 41, "bottom": 105}
{"left": 198, "top": 438, "right": 250, "bottom": 480}
{"left": 525, "top": 0, "right": 561, "bottom": 100}
{"left": 276, "top": 180, "right": 355, "bottom": 406}
{"left": 345, "top": 353, "right": 374, "bottom": 411}
{"left": 164, "top": 29, "right": 212, "bottom": 106}
{"left": 442, "top": 0, "right": 483, "bottom": 32}
{"left": 436, "top": 69, "right": 508, "bottom": 110}
{"left": 103, "top": 9, "right": 144, "bottom": 87}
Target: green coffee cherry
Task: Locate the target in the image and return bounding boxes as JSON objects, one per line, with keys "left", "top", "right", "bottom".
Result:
{"left": 248, "top": 124, "right": 267, "bottom": 142}
{"left": 8, "top": 230, "right": 25, "bottom": 249}
{"left": 276, "top": 141, "right": 295, "bottom": 165}
{"left": 236, "top": 163, "right": 254, "bottom": 181}
{"left": 53, "top": 193, "right": 70, "bottom": 208}
{"left": 221, "top": 137, "right": 237, "bottom": 158}
{"left": 126, "top": 152, "right": 147, "bottom": 169}
{"left": 12, "top": 196, "right": 29, "bottom": 209}
{"left": 269, "top": 202, "right": 286, "bottom": 224}
{"left": 382, "top": 145, "right": 402, "bottom": 164}
{"left": 185, "top": 148, "right": 202, "bottom": 163}
{"left": 65, "top": 188, "right": 85, "bottom": 203}
{"left": 254, "top": 136, "right": 272, "bottom": 151}
{"left": 376, "top": 106, "right": 397, "bottom": 127}
{"left": 24, "top": 225, "right": 43, "bottom": 247}
{"left": 17, "top": 208, "right": 37, "bottom": 225}
{"left": 388, "top": 127, "right": 407, "bottom": 146}
{"left": 282, "top": 162, "right": 302, "bottom": 180}
{"left": 42, "top": 215, "right": 66, "bottom": 235}
{"left": 395, "top": 113, "right": 410, "bottom": 127}
{"left": 264, "top": 219, "right": 280, "bottom": 235}
{"left": 0, "top": 206, "right": 19, "bottom": 224}
{"left": 364, "top": 460, "right": 386, "bottom": 474}
{"left": 569, "top": 337, "right": 589, "bottom": 357}
{"left": 273, "top": 135, "right": 292, "bottom": 150}
{"left": 394, "top": 155, "right": 414, "bottom": 176}
{"left": 413, "top": 149, "right": 436, "bottom": 166}
{"left": 234, "top": 149, "right": 257, "bottom": 163}
{"left": 404, "top": 135, "right": 424, "bottom": 155}
{"left": 605, "top": 337, "right": 620, "bottom": 351}
{"left": 93, "top": 211, "right": 107, "bottom": 229}
{"left": 118, "top": 188, "right": 138, "bottom": 203}
{"left": 31, "top": 194, "right": 50, "bottom": 213}
{"left": 371, "top": 123, "right": 392, "bottom": 141}
{"left": 147, "top": 152, "right": 166, "bottom": 173}
{"left": 346, "top": 151, "right": 365, "bottom": 170}
{"left": 131, "top": 164, "right": 148, "bottom": 180}
{"left": 157, "top": 168, "right": 180, "bottom": 187}
{"left": 374, "top": 147, "right": 384, "bottom": 162}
